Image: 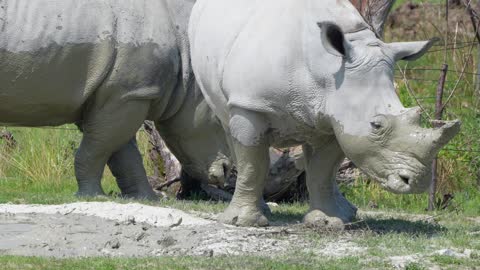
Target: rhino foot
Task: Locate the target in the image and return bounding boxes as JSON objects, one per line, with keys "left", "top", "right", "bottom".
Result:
{"left": 304, "top": 193, "right": 357, "bottom": 230}
{"left": 218, "top": 203, "right": 269, "bottom": 227}
{"left": 303, "top": 210, "right": 345, "bottom": 231}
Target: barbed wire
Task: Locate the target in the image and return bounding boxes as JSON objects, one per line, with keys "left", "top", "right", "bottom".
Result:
{"left": 413, "top": 95, "right": 472, "bottom": 100}
{"left": 427, "top": 44, "right": 477, "bottom": 53}
{"left": 396, "top": 68, "right": 480, "bottom": 76}
{"left": 394, "top": 76, "right": 454, "bottom": 82}
{"left": 432, "top": 41, "right": 478, "bottom": 47}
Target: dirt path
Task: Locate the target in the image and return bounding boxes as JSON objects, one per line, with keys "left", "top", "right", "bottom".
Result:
{"left": 0, "top": 202, "right": 328, "bottom": 258}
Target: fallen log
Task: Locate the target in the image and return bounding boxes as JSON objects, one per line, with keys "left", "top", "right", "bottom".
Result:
{"left": 143, "top": 121, "right": 182, "bottom": 191}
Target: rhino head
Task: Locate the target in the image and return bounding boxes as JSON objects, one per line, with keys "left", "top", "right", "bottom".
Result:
{"left": 319, "top": 22, "right": 461, "bottom": 194}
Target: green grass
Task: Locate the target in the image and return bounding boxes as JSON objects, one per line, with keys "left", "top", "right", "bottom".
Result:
{"left": 0, "top": 255, "right": 385, "bottom": 270}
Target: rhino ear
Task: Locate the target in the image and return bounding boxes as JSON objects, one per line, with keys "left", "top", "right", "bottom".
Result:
{"left": 390, "top": 37, "right": 440, "bottom": 61}
{"left": 317, "top": 22, "right": 351, "bottom": 58}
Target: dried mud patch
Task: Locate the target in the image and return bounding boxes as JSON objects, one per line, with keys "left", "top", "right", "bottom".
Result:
{"left": 0, "top": 202, "right": 476, "bottom": 270}
{"left": 0, "top": 202, "right": 361, "bottom": 258}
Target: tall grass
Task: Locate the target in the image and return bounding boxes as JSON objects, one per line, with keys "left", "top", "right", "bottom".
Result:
{"left": 0, "top": 125, "right": 162, "bottom": 203}
{"left": 0, "top": 126, "right": 117, "bottom": 203}
{"left": 0, "top": 127, "right": 77, "bottom": 183}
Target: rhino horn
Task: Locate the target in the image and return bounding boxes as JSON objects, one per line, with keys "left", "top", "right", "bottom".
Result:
{"left": 400, "top": 106, "right": 422, "bottom": 125}
{"left": 427, "top": 119, "right": 461, "bottom": 155}
{"left": 431, "top": 120, "right": 461, "bottom": 145}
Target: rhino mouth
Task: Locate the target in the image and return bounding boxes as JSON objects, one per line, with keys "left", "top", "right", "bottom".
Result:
{"left": 383, "top": 174, "right": 413, "bottom": 194}
{"left": 383, "top": 171, "right": 428, "bottom": 194}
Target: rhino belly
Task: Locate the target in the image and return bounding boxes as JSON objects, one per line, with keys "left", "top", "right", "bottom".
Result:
{"left": 0, "top": 42, "right": 114, "bottom": 127}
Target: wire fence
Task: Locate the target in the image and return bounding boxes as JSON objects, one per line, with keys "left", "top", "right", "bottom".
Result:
{"left": 396, "top": 68, "right": 480, "bottom": 76}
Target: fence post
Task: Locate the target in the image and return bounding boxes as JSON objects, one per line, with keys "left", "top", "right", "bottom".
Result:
{"left": 428, "top": 63, "right": 449, "bottom": 211}
{"left": 476, "top": 48, "right": 480, "bottom": 94}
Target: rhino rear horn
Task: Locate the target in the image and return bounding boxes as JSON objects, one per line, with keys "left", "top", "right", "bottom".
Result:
{"left": 400, "top": 107, "right": 422, "bottom": 125}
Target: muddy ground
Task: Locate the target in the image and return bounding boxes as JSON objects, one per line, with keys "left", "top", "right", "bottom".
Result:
{"left": 0, "top": 202, "right": 354, "bottom": 258}
{"left": 1, "top": 201, "right": 478, "bottom": 270}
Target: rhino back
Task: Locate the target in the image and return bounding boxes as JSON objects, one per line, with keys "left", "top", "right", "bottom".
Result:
{"left": 190, "top": 0, "right": 370, "bottom": 126}
{"left": 0, "top": 0, "right": 183, "bottom": 126}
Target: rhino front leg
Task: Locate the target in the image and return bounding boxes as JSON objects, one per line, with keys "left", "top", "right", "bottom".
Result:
{"left": 219, "top": 139, "right": 270, "bottom": 226}
{"left": 75, "top": 99, "right": 150, "bottom": 198}
{"left": 107, "top": 137, "right": 158, "bottom": 200}
{"left": 303, "top": 138, "right": 357, "bottom": 229}
{"left": 219, "top": 109, "right": 270, "bottom": 227}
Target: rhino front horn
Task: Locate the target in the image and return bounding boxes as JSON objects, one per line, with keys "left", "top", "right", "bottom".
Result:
{"left": 430, "top": 119, "right": 461, "bottom": 153}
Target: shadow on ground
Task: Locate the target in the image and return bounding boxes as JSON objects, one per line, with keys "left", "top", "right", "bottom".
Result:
{"left": 269, "top": 212, "right": 305, "bottom": 225}
{"left": 348, "top": 217, "right": 447, "bottom": 236}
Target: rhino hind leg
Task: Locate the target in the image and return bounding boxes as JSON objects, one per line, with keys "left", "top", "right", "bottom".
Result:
{"left": 75, "top": 98, "right": 150, "bottom": 198}
{"left": 218, "top": 135, "right": 270, "bottom": 227}
{"left": 107, "top": 137, "right": 158, "bottom": 200}
{"left": 302, "top": 139, "right": 357, "bottom": 230}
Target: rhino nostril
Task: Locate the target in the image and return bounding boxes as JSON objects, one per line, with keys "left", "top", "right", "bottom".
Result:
{"left": 399, "top": 174, "right": 410, "bottom": 185}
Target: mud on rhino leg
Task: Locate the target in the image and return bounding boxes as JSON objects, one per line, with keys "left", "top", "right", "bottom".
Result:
{"left": 303, "top": 138, "right": 357, "bottom": 229}
{"left": 219, "top": 139, "right": 270, "bottom": 226}
{"left": 75, "top": 99, "right": 150, "bottom": 198}
{"left": 107, "top": 137, "right": 158, "bottom": 200}
{"left": 219, "top": 109, "right": 270, "bottom": 227}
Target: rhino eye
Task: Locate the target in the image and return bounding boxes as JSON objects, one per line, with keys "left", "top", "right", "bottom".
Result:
{"left": 370, "top": 121, "right": 382, "bottom": 130}
{"left": 369, "top": 115, "right": 391, "bottom": 137}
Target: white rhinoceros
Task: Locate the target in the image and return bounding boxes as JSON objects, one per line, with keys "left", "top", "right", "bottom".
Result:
{"left": 0, "top": 0, "right": 232, "bottom": 200}
{"left": 189, "top": 0, "right": 461, "bottom": 227}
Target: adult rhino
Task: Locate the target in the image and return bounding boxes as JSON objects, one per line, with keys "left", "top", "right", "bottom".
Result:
{"left": 0, "top": 0, "right": 231, "bottom": 200}
{"left": 189, "top": 0, "right": 461, "bottom": 227}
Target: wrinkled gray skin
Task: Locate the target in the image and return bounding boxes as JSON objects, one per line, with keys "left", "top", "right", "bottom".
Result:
{"left": 0, "top": 0, "right": 231, "bottom": 200}
{"left": 189, "top": 0, "right": 461, "bottom": 227}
